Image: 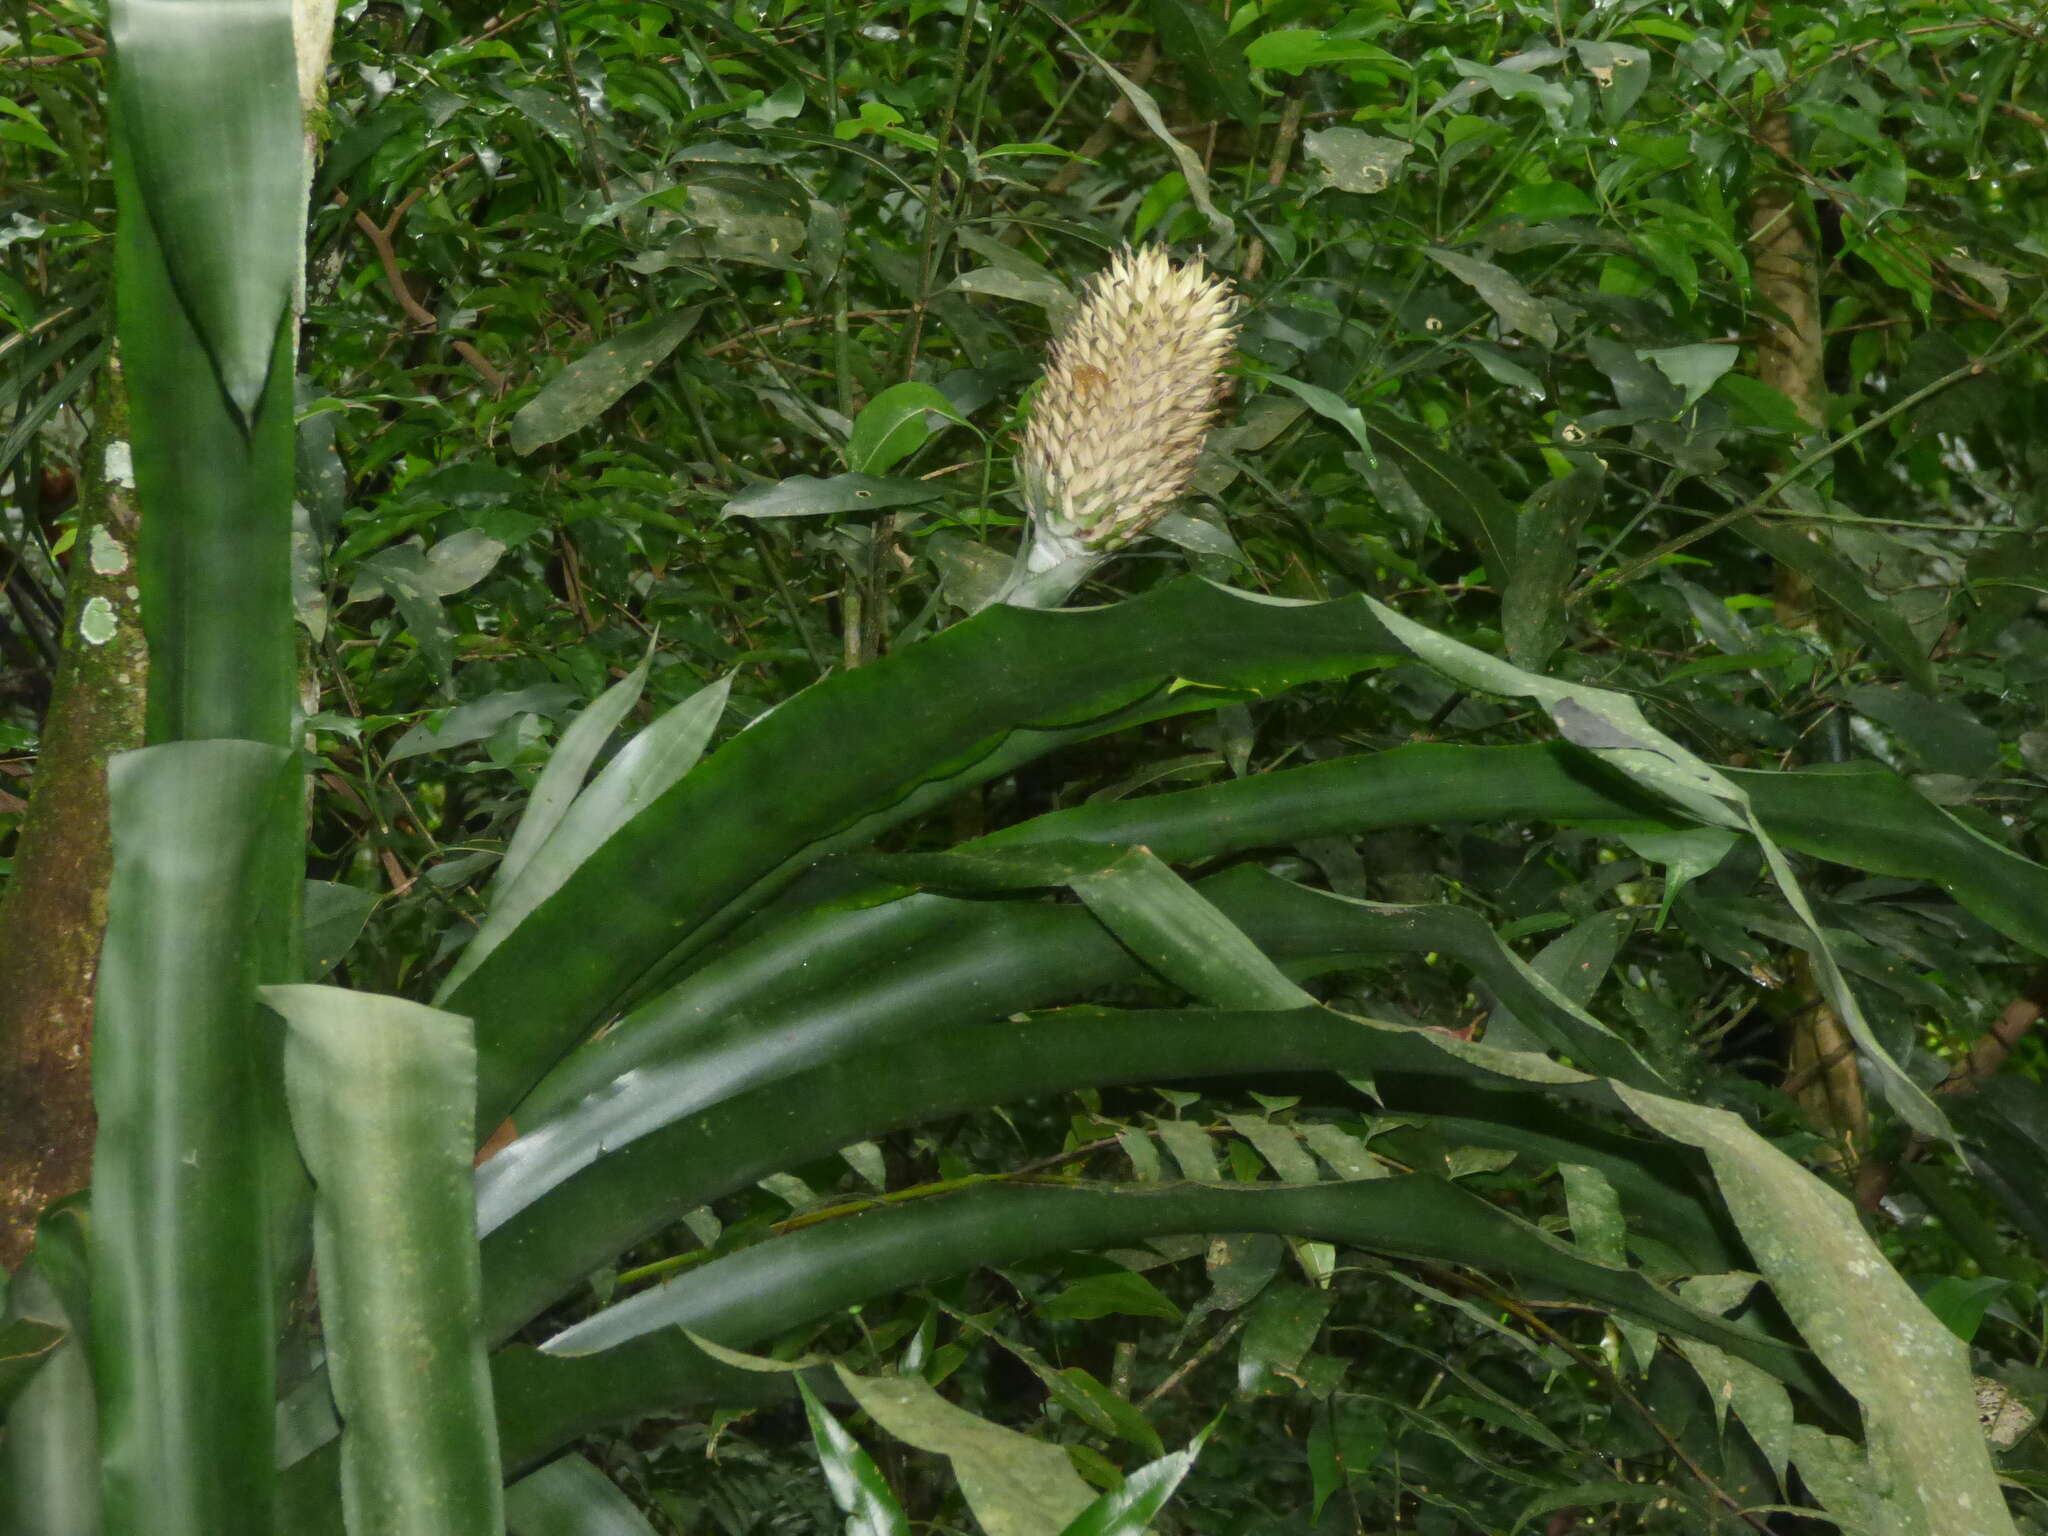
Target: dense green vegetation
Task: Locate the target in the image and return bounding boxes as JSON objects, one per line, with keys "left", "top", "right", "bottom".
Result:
{"left": 3, "top": 0, "right": 2048, "bottom": 1531}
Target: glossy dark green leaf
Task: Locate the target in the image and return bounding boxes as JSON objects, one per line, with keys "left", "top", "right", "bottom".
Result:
{"left": 1364, "top": 600, "right": 1950, "bottom": 1140}
{"left": 1424, "top": 249, "right": 1558, "bottom": 349}
{"left": 483, "top": 1005, "right": 1680, "bottom": 1347}
{"left": 266, "top": 984, "right": 501, "bottom": 1536}
{"left": 535, "top": 1179, "right": 1820, "bottom": 1425}
{"left": 451, "top": 579, "right": 1402, "bottom": 1127}
{"left": 109, "top": 0, "right": 301, "bottom": 417}
{"left": 1844, "top": 684, "right": 2001, "bottom": 779}
{"left": 352, "top": 544, "right": 460, "bottom": 693}
{"left": 92, "top": 740, "right": 297, "bottom": 1536}
{"left": 1040, "top": 1271, "right": 1181, "bottom": 1324}
{"left": 1951, "top": 1078, "right": 2048, "bottom": 1257}
{"left": 509, "top": 309, "right": 703, "bottom": 455}
{"left": 1261, "top": 373, "right": 1375, "bottom": 462}
{"left": 720, "top": 472, "right": 949, "bottom": 519}
{"left": 1056, "top": 1421, "right": 1214, "bottom": 1536}
{"left": 846, "top": 381, "right": 966, "bottom": 476}
{"left": 799, "top": 1377, "right": 910, "bottom": 1536}
{"left": 115, "top": 156, "right": 297, "bottom": 746}
{"left": 1362, "top": 408, "right": 1520, "bottom": 571}
{"left": 1236, "top": 1281, "right": 1334, "bottom": 1397}
{"left": 505, "top": 1454, "right": 661, "bottom": 1536}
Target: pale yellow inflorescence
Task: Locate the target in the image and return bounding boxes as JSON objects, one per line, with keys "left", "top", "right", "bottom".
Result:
{"left": 1017, "top": 246, "right": 1240, "bottom": 559}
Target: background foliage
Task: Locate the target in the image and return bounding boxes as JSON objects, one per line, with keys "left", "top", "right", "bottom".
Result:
{"left": 5, "top": 0, "right": 2048, "bottom": 1531}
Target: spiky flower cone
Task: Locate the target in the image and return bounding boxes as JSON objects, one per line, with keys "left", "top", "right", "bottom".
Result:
{"left": 1017, "top": 247, "right": 1239, "bottom": 571}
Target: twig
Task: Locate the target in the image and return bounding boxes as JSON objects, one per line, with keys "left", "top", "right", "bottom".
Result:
{"left": 338, "top": 191, "right": 510, "bottom": 392}
{"left": 1939, "top": 965, "right": 2048, "bottom": 1095}
{"left": 1471, "top": 1279, "right": 1775, "bottom": 1532}
{"left": 1241, "top": 89, "right": 1305, "bottom": 286}
{"left": 702, "top": 309, "right": 912, "bottom": 358}
{"left": 12, "top": 42, "right": 104, "bottom": 66}
{"left": 1140, "top": 1313, "right": 1247, "bottom": 1407}
{"left": 1925, "top": 84, "right": 2048, "bottom": 132}
{"left": 1856, "top": 964, "right": 2048, "bottom": 1212}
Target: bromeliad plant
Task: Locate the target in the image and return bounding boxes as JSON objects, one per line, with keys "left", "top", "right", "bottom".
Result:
{"left": 3, "top": 6, "right": 2045, "bottom": 1536}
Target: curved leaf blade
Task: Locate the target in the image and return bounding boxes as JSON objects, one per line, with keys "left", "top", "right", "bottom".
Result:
{"left": 110, "top": 0, "right": 301, "bottom": 416}
{"left": 1364, "top": 603, "right": 1949, "bottom": 1139}
{"left": 445, "top": 673, "right": 730, "bottom": 997}
{"left": 452, "top": 579, "right": 1402, "bottom": 1126}
{"left": 483, "top": 1006, "right": 1667, "bottom": 1348}
{"left": 505, "top": 1453, "right": 662, "bottom": 1536}
{"left": 531, "top": 1179, "right": 1821, "bottom": 1451}
{"left": 266, "top": 984, "right": 502, "bottom": 1536}
{"left": 91, "top": 740, "right": 296, "bottom": 1536}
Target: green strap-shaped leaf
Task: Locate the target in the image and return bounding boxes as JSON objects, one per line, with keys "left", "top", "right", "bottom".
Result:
{"left": 450, "top": 579, "right": 1402, "bottom": 1126}
{"left": 111, "top": 0, "right": 302, "bottom": 748}
{"left": 480, "top": 1006, "right": 1670, "bottom": 1347}
{"left": 505, "top": 1453, "right": 661, "bottom": 1536}
{"left": 109, "top": 0, "right": 301, "bottom": 418}
{"left": 972, "top": 742, "right": 2048, "bottom": 961}
{"left": 92, "top": 740, "right": 297, "bottom": 1536}
{"left": 532, "top": 1179, "right": 1824, "bottom": 1435}
{"left": 1362, "top": 600, "right": 1950, "bottom": 1140}
{"left": 869, "top": 842, "right": 1311, "bottom": 1010}
{"left": 277, "top": 1169, "right": 1810, "bottom": 1533}
{"left": 265, "top": 984, "right": 502, "bottom": 1536}
{"left": 492, "top": 654, "right": 654, "bottom": 907}
{"left": 442, "top": 672, "right": 730, "bottom": 998}
{"left": 0, "top": 1262, "right": 97, "bottom": 1534}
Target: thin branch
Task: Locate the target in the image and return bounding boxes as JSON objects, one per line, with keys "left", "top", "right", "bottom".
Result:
{"left": 338, "top": 193, "right": 510, "bottom": 392}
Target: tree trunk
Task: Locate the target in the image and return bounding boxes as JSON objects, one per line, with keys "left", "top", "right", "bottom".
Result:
{"left": 0, "top": 359, "right": 148, "bottom": 1269}
{"left": 1749, "top": 106, "right": 1827, "bottom": 630}
{"left": 1748, "top": 106, "right": 1869, "bottom": 1162}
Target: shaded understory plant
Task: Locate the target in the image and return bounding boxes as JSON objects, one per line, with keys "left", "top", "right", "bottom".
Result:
{"left": 3, "top": 3, "right": 2048, "bottom": 1535}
